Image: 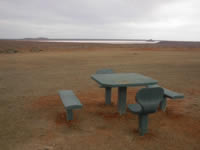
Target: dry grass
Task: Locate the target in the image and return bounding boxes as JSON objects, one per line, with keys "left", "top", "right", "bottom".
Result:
{"left": 0, "top": 40, "right": 200, "bottom": 150}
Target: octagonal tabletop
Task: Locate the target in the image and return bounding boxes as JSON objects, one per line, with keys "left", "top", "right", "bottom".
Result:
{"left": 91, "top": 73, "right": 158, "bottom": 88}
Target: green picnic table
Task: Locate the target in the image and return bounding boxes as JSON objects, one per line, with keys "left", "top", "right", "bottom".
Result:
{"left": 91, "top": 73, "right": 158, "bottom": 115}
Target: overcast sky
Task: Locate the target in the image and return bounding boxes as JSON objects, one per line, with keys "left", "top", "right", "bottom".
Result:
{"left": 0, "top": 0, "right": 200, "bottom": 41}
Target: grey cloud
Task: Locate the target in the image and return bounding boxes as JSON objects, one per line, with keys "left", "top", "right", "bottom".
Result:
{"left": 0, "top": 0, "right": 176, "bottom": 24}
{"left": 0, "top": 0, "right": 200, "bottom": 40}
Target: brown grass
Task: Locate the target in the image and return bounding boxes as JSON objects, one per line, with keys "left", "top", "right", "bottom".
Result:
{"left": 0, "top": 40, "right": 200, "bottom": 150}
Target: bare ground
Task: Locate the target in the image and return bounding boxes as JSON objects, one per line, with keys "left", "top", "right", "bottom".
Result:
{"left": 0, "top": 41, "right": 200, "bottom": 150}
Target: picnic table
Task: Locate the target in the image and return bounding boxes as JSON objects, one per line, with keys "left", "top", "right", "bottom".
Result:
{"left": 91, "top": 73, "right": 158, "bottom": 114}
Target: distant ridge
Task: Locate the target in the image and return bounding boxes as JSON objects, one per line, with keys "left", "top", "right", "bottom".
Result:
{"left": 1, "top": 38, "right": 200, "bottom": 43}
{"left": 23, "top": 37, "right": 48, "bottom": 40}
{"left": 33, "top": 38, "right": 151, "bottom": 41}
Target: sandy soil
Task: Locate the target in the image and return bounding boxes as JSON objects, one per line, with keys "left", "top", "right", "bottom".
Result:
{"left": 0, "top": 40, "right": 200, "bottom": 150}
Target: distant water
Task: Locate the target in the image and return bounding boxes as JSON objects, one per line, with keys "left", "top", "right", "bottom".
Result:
{"left": 36, "top": 39, "right": 160, "bottom": 44}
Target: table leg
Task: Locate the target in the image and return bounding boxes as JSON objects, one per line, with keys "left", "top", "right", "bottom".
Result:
{"left": 160, "top": 97, "right": 167, "bottom": 112}
{"left": 118, "top": 87, "right": 127, "bottom": 115}
{"left": 105, "top": 87, "right": 112, "bottom": 105}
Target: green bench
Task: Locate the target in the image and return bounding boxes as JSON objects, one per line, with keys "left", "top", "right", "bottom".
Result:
{"left": 58, "top": 90, "right": 83, "bottom": 121}
{"left": 146, "top": 84, "right": 184, "bottom": 111}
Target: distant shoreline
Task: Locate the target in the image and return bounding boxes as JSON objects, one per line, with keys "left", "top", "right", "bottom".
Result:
{"left": 18, "top": 39, "right": 160, "bottom": 44}
{"left": 1, "top": 38, "right": 200, "bottom": 43}
{"left": 1, "top": 39, "right": 200, "bottom": 54}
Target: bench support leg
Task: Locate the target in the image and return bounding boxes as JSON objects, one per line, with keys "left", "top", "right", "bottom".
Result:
{"left": 66, "top": 109, "right": 73, "bottom": 121}
{"left": 105, "top": 87, "right": 112, "bottom": 105}
{"left": 138, "top": 114, "right": 148, "bottom": 136}
{"left": 118, "top": 87, "right": 127, "bottom": 115}
{"left": 160, "top": 97, "right": 167, "bottom": 112}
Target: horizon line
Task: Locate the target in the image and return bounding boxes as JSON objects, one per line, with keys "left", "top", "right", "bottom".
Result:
{"left": 1, "top": 38, "right": 200, "bottom": 42}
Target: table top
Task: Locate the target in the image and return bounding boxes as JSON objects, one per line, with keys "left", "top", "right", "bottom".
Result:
{"left": 91, "top": 73, "right": 158, "bottom": 87}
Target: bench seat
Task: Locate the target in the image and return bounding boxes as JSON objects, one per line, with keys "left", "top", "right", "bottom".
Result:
{"left": 58, "top": 90, "right": 83, "bottom": 121}
{"left": 146, "top": 84, "right": 184, "bottom": 111}
{"left": 147, "top": 84, "right": 184, "bottom": 99}
{"left": 128, "top": 104, "right": 142, "bottom": 114}
{"left": 96, "top": 69, "right": 114, "bottom": 74}
{"left": 163, "top": 88, "right": 184, "bottom": 99}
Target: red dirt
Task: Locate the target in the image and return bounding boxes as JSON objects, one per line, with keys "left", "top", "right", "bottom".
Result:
{"left": 1, "top": 41, "right": 200, "bottom": 150}
{"left": 31, "top": 95, "right": 62, "bottom": 109}
{"left": 55, "top": 112, "right": 68, "bottom": 125}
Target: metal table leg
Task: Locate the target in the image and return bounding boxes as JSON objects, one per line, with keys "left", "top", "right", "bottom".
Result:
{"left": 105, "top": 87, "right": 112, "bottom": 105}
{"left": 118, "top": 87, "right": 127, "bottom": 115}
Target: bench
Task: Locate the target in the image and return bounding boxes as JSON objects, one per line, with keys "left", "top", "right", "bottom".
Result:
{"left": 58, "top": 90, "right": 83, "bottom": 121}
{"left": 146, "top": 84, "right": 184, "bottom": 111}
{"left": 96, "top": 68, "right": 114, "bottom": 74}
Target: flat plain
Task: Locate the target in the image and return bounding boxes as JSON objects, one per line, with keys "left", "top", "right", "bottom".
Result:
{"left": 0, "top": 40, "right": 200, "bottom": 150}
